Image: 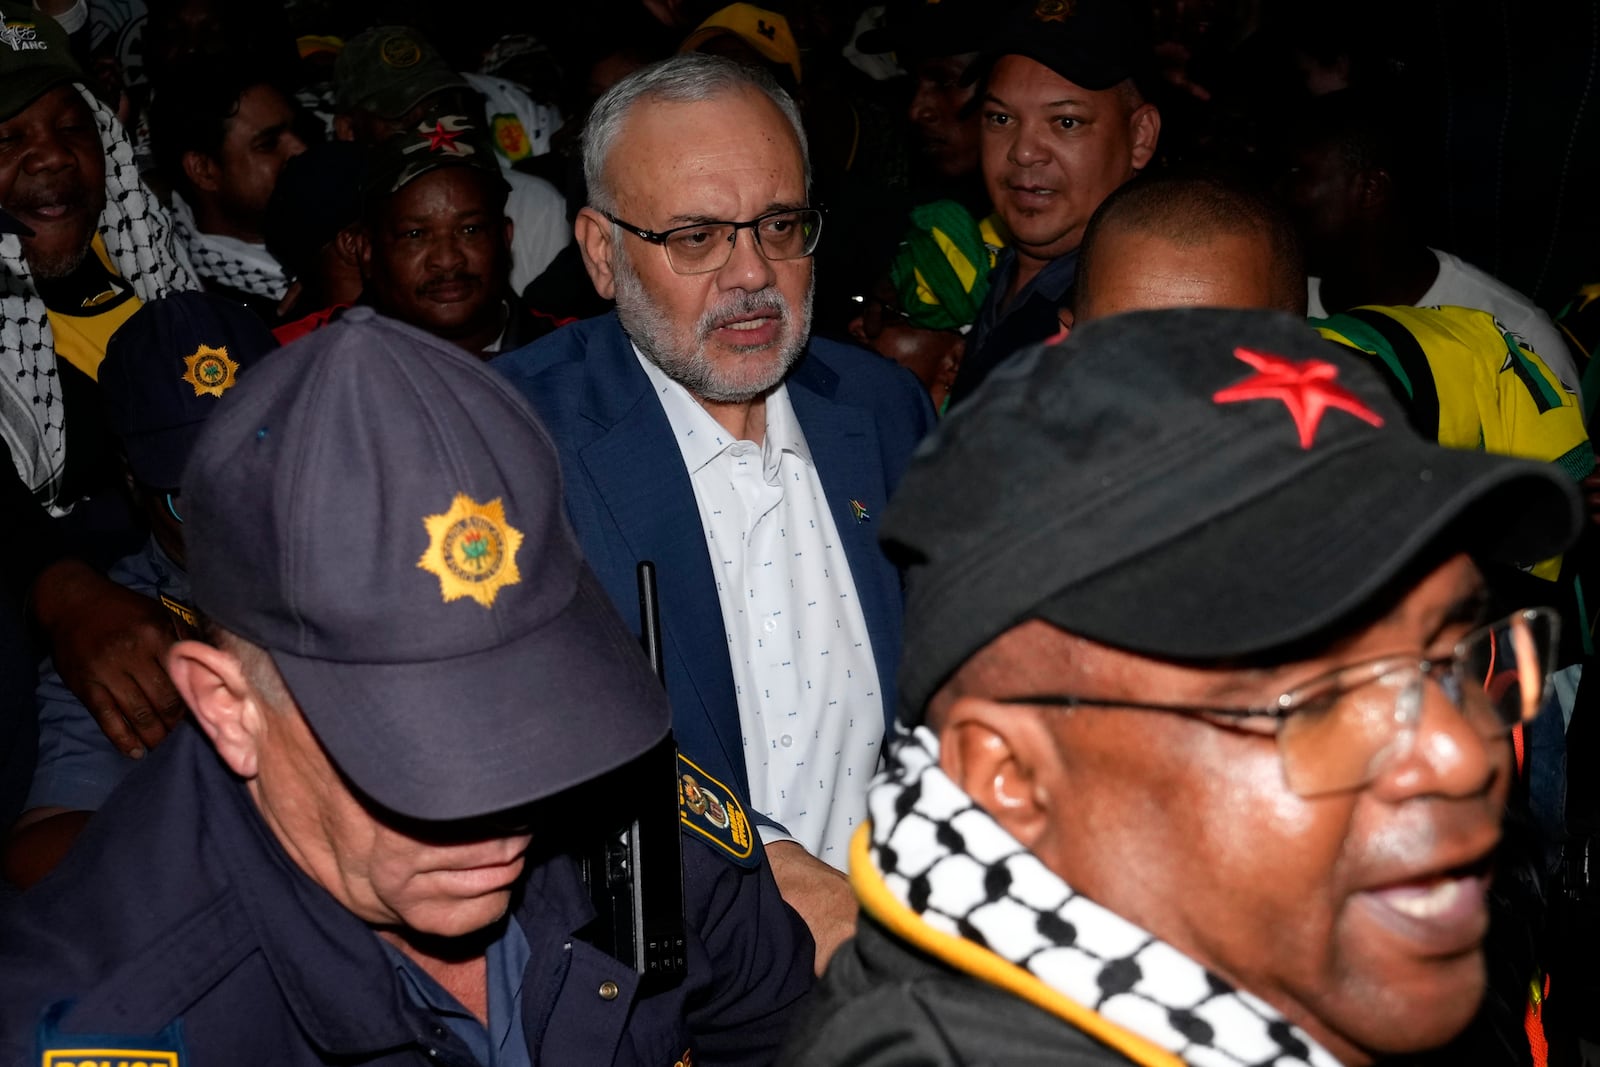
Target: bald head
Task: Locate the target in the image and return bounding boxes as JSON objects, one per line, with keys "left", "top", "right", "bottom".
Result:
{"left": 1073, "top": 174, "right": 1307, "bottom": 322}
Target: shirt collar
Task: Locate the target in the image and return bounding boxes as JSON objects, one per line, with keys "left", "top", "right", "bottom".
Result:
{"left": 633, "top": 344, "right": 813, "bottom": 476}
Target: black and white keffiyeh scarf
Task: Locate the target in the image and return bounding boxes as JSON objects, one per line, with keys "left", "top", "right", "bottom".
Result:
{"left": 169, "top": 192, "right": 287, "bottom": 301}
{"left": 854, "top": 726, "right": 1344, "bottom": 1067}
{"left": 0, "top": 84, "right": 198, "bottom": 511}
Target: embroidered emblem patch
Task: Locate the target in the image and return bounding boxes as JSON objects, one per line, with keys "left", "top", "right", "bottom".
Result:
{"left": 0, "top": 16, "right": 47, "bottom": 52}
{"left": 35, "top": 1001, "right": 185, "bottom": 1067}
{"left": 42, "top": 1051, "right": 179, "bottom": 1067}
{"left": 677, "top": 754, "right": 756, "bottom": 866}
{"left": 410, "top": 115, "right": 473, "bottom": 156}
{"left": 180, "top": 344, "right": 239, "bottom": 399}
{"left": 1212, "top": 346, "right": 1383, "bottom": 449}
{"left": 417, "top": 493, "right": 524, "bottom": 608}
{"left": 379, "top": 33, "right": 422, "bottom": 68}
{"left": 1032, "top": 0, "right": 1073, "bottom": 22}
{"left": 849, "top": 499, "right": 871, "bottom": 523}
{"left": 491, "top": 114, "right": 530, "bottom": 161}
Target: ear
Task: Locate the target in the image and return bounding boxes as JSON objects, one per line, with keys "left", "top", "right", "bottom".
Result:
{"left": 332, "top": 114, "right": 356, "bottom": 142}
{"left": 166, "top": 640, "right": 266, "bottom": 779}
{"left": 938, "top": 697, "right": 1065, "bottom": 851}
{"left": 1354, "top": 168, "right": 1392, "bottom": 217}
{"left": 1127, "top": 103, "right": 1161, "bottom": 173}
{"left": 353, "top": 225, "right": 373, "bottom": 281}
{"left": 181, "top": 150, "right": 221, "bottom": 194}
{"left": 501, "top": 215, "right": 514, "bottom": 255}
{"left": 333, "top": 225, "right": 362, "bottom": 267}
{"left": 935, "top": 334, "right": 966, "bottom": 391}
{"left": 847, "top": 313, "right": 870, "bottom": 347}
{"left": 574, "top": 206, "right": 618, "bottom": 300}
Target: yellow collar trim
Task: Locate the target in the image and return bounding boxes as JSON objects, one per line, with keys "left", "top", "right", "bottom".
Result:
{"left": 849, "top": 825, "right": 1184, "bottom": 1067}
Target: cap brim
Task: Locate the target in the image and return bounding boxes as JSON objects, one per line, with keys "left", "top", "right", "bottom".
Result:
{"left": 0, "top": 70, "right": 79, "bottom": 122}
{"left": 271, "top": 566, "right": 671, "bottom": 821}
{"left": 1035, "top": 437, "right": 1584, "bottom": 660}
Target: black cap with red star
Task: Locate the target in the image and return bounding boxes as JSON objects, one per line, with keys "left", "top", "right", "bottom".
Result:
{"left": 361, "top": 112, "right": 509, "bottom": 205}
{"left": 884, "top": 307, "right": 1585, "bottom": 723}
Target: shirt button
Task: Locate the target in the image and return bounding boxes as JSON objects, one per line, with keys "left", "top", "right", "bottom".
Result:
{"left": 599, "top": 980, "right": 620, "bottom": 1000}
{"left": 780, "top": 734, "right": 793, "bottom": 747}
{"left": 763, "top": 618, "right": 777, "bottom": 633}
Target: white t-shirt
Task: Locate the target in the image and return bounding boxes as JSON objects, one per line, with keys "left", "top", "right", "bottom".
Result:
{"left": 504, "top": 171, "right": 568, "bottom": 296}
{"left": 1309, "top": 248, "right": 1579, "bottom": 393}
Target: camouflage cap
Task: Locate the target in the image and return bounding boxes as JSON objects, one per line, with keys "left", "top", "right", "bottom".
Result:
{"left": 334, "top": 25, "right": 468, "bottom": 119}
{"left": 362, "top": 112, "right": 508, "bottom": 203}
{"left": 0, "top": 1, "right": 83, "bottom": 122}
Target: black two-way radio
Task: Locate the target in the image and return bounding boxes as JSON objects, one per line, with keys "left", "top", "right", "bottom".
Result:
{"left": 576, "top": 561, "right": 687, "bottom": 993}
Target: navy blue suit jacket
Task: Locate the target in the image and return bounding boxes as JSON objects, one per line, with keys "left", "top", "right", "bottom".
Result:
{"left": 494, "top": 313, "right": 936, "bottom": 829}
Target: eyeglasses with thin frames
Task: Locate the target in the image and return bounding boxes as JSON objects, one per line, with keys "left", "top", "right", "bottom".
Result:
{"left": 994, "top": 607, "right": 1558, "bottom": 797}
{"left": 604, "top": 207, "right": 823, "bottom": 275}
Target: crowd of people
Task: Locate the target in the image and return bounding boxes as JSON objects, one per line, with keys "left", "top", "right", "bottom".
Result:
{"left": 1, "top": 0, "right": 1598, "bottom": 1064}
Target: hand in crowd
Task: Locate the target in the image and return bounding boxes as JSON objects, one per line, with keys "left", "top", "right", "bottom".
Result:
{"left": 31, "top": 559, "right": 187, "bottom": 758}
{"left": 764, "top": 839, "right": 858, "bottom": 975}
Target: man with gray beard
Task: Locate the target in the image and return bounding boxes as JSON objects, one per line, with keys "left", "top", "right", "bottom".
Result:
{"left": 495, "top": 54, "right": 935, "bottom": 973}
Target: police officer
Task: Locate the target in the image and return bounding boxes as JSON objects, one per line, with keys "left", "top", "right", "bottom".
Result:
{"left": 0, "top": 309, "right": 814, "bottom": 1064}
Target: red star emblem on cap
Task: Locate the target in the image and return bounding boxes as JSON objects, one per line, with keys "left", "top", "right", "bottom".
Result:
{"left": 1212, "top": 347, "right": 1384, "bottom": 449}
{"left": 425, "top": 120, "right": 462, "bottom": 153}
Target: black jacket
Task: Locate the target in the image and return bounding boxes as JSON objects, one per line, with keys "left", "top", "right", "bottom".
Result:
{"left": 780, "top": 916, "right": 1139, "bottom": 1067}
{"left": 0, "top": 725, "right": 814, "bottom": 1066}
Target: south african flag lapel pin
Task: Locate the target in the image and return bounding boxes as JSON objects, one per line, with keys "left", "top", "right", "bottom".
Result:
{"left": 849, "top": 499, "right": 871, "bottom": 524}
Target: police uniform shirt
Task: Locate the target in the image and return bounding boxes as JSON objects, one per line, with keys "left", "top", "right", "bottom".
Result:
{"left": 0, "top": 724, "right": 815, "bottom": 1067}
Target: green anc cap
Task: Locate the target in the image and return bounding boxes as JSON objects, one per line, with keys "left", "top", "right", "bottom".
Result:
{"left": 334, "top": 25, "right": 468, "bottom": 119}
{"left": 888, "top": 200, "right": 998, "bottom": 333}
{"left": 0, "top": 2, "right": 83, "bottom": 122}
{"left": 362, "top": 112, "right": 508, "bottom": 203}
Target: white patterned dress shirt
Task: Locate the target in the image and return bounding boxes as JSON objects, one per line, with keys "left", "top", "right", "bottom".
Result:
{"left": 637, "top": 349, "right": 884, "bottom": 870}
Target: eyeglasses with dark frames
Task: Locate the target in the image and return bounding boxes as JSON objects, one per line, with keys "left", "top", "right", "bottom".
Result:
{"left": 604, "top": 207, "right": 823, "bottom": 275}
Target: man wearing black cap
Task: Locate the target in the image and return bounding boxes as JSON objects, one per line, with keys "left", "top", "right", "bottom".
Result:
{"left": 333, "top": 25, "right": 567, "bottom": 295}
{"left": 0, "top": 0, "right": 199, "bottom": 829}
{"left": 0, "top": 309, "right": 813, "bottom": 1063}
{"left": 944, "top": 0, "right": 1160, "bottom": 408}
{"left": 784, "top": 308, "right": 1583, "bottom": 1065}
{"left": 3, "top": 291, "right": 276, "bottom": 888}
{"left": 357, "top": 113, "right": 544, "bottom": 357}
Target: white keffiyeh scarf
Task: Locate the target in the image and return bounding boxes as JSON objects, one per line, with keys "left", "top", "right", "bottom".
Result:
{"left": 0, "top": 83, "right": 198, "bottom": 511}
{"left": 169, "top": 191, "right": 287, "bottom": 301}
{"left": 858, "top": 726, "right": 1344, "bottom": 1067}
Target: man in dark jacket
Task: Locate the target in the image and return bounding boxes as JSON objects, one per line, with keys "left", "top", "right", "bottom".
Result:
{"left": 0, "top": 310, "right": 813, "bottom": 1065}
{"left": 784, "top": 308, "right": 1584, "bottom": 1065}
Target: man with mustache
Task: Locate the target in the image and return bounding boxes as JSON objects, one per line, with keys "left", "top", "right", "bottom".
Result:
{"left": 0, "top": 0, "right": 198, "bottom": 828}
{"left": 356, "top": 114, "right": 544, "bottom": 358}
{"left": 495, "top": 54, "right": 936, "bottom": 972}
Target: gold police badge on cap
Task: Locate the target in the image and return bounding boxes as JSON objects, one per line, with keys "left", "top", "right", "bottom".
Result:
{"left": 417, "top": 493, "right": 524, "bottom": 608}
{"left": 181, "top": 344, "right": 240, "bottom": 398}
